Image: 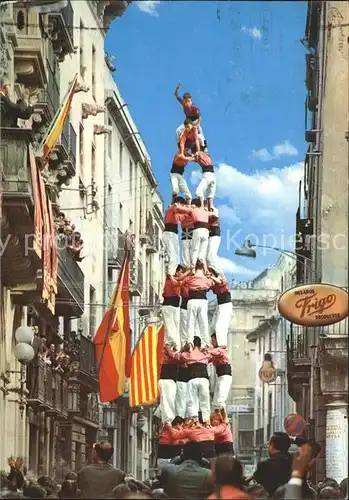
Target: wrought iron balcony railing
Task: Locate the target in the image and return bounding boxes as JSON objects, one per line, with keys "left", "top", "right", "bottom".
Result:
{"left": 56, "top": 243, "right": 85, "bottom": 316}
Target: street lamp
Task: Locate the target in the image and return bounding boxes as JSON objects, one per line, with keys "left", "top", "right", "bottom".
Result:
{"left": 6, "top": 326, "right": 35, "bottom": 417}
{"left": 234, "top": 239, "right": 316, "bottom": 272}
{"left": 103, "top": 406, "right": 117, "bottom": 429}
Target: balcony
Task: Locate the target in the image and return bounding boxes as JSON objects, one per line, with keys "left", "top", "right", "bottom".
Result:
{"left": 47, "top": 372, "right": 68, "bottom": 418}
{"left": 286, "top": 323, "right": 311, "bottom": 401}
{"left": 48, "top": 0, "right": 75, "bottom": 62}
{"left": 108, "top": 229, "right": 121, "bottom": 269}
{"left": 117, "top": 228, "right": 126, "bottom": 266}
{"left": 56, "top": 243, "right": 85, "bottom": 317}
{"left": 295, "top": 208, "right": 314, "bottom": 284}
{"left": 13, "top": 6, "right": 47, "bottom": 87}
{"left": 27, "top": 360, "right": 54, "bottom": 410}
{"left": 0, "top": 128, "right": 40, "bottom": 286}
{"left": 95, "top": 1, "right": 131, "bottom": 31}
{"left": 80, "top": 393, "right": 100, "bottom": 427}
{"left": 130, "top": 259, "right": 143, "bottom": 297}
{"left": 66, "top": 335, "right": 98, "bottom": 394}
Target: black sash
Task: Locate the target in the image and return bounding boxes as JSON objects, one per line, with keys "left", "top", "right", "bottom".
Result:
{"left": 187, "top": 363, "right": 208, "bottom": 380}
{"left": 162, "top": 296, "right": 180, "bottom": 307}
{"left": 216, "top": 363, "right": 232, "bottom": 377}
{"left": 215, "top": 442, "right": 234, "bottom": 456}
{"left": 158, "top": 443, "right": 182, "bottom": 459}
{"left": 209, "top": 226, "right": 221, "bottom": 237}
{"left": 160, "top": 364, "right": 178, "bottom": 380}
{"left": 171, "top": 163, "right": 184, "bottom": 175}
{"left": 188, "top": 290, "right": 207, "bottom": 300}
{"left": 194, "top": 221, "right": 209, "bottom": 230}
{"left": 217, "top": 292, "right": 231, "bottom": 305}
{"left": 164, "top": 223, "right": 178, "bottom": 234}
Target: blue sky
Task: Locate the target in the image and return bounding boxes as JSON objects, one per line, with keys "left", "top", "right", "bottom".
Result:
{"left": 106, "top": 0, "right": 307, "bottom": 281}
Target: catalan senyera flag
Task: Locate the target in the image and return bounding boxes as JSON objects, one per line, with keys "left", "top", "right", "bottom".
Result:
{"left": 129, "top": 324, "right": 165, "bottom": 408}
{"left": 41, "top": 74, "right": 78, "bottom": 163}
{"left": 94, "top": 251, "right": 131, "bottom": 402}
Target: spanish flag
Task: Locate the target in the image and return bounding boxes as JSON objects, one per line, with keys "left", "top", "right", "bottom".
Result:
{"left": 40, "top": 73, "right": 78, "bottom": 163}
{"left": 129, "top": 324, "right": 165, "bottom": 408}
{"left": 94, "top": 251, "right": 131, "bottom": 402}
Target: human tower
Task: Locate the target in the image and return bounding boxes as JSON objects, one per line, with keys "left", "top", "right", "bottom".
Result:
{"left": 157, "top": 85, "right": 234, "bottom": 466}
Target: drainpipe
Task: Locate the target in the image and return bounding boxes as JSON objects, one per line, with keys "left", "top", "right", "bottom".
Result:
{"left": 313, "top": 1, "right": 326, "bottom": 283}
{"left": 103, "top": 131, "right": 108, "bottom": 309}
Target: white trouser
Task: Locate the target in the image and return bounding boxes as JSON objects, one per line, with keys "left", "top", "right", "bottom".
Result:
{"left": 157, "top": 458, "right": 171, "bottom": 469}
{"left": 187, "top": 299, "right": 209, "bottom": 347}
{"left": 207, "top": 235, "right": 221, "bottom": 271}
{"left": 179, "top": 307, "right": 188, "bottom": 346}
{"left": 176, "top": 124, "right": 205, "bottom": 146}
{"left": 170, "top": 173, "right": 192, "bottom": 201}
{"left": 196, "top": 172, "right": 216, "bottom": 199}
{"left": 191, "top": 227, "right": 209, "bottom": 265}
{"left": 214, "top": 302, "right": 232, "bottom": 346}
{"left": 158, "top": 379, "right": 177, "bottom": 422}
{"left": 162, "top": 231, "right": 179, "bottom": 275}
{"left": 175, "top": 381, "right": 188, "bottom": 418}
{"left": 181, "top": 238, "right": 192, "bottom": 267}
{"left": 212, "top": 374, "right": 232, "bottom": 410}
{"left": 162, "top": 304, "right": 180, "bottom": 348}
{"left": 187, "top": 377, "right": 210, "bottom": 421}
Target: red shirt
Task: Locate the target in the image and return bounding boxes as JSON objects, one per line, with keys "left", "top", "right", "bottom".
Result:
{"left": 179, "top": 127, "right": 200, "bottom": 154}
{"left": 175, "top": 205, "right": 209, "bottom": 224}
{"left": 209, "top": 213, "right": 219, "bottom": 228}
{"left": 163, "top": 276, "right": 181, "bottom": 298}
{"left": 208, "top": 486, "right": 250, "bottom": 500}
{"left": 173, "top": 152, "right": 190, "bottom": 167}
{"left": 177, "top": 97, "right": 201, "bottom": 119}
{"left": 211, "top": 347, "right": 230, "bottom": 366}
{"left": 214, "top": 424, "right": 233, "bottom": 444}
{"left": 181, "top": 283, "right": 189, "bottom": 298}
{"left": 167, "top": 423, "right": 228, "bottom": 442}
{"left": 212, "top": 277, "right": 229, "bottom": 295}
{"left": 182, "top": 274, "right": 214, "bottom": 291}
{"left": 164, "top": 205, "right": 180, "bottom": 225}
{"left": 169, "top": 349, "right": 213, "bottom": 365}
{"left": 162, "top": 350, "right": 178, "bottom": 365}
{"left": 180, "top": 212, "right": 194, "bottom": 229}
{"left": 195, "top": 152, "right": 213, "bottom": 168}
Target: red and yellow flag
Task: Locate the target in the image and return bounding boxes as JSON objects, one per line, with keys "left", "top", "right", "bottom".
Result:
{"left": 41, "top": 74, "right": 78, "bottom": 163}
{"left": 129, "top": 324, "right": 165, "bottom": 408}
{"left": 94, "top": 252, "right": 131, "bottom": 402}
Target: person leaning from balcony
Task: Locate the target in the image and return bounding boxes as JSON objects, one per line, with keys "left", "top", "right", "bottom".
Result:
{"left": 77, "top": 441, "right": 125, "bottom": 499}
{"left": 158, "top": 441, "right": 213, "bottom": 499}
{"left": 0, "top": 77, "right": 34, "bottom": 127}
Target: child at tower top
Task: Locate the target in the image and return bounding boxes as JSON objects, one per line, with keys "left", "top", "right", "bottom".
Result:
{"left": 174, "top": 84, "right": 201, "bottom": 124}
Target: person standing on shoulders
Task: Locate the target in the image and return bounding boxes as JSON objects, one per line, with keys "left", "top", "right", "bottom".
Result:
{"left": 77, "top": 441, "right": 125, "bottom": 499}
{"left": 210, "top": 333, "right": 232, "bottom": 411}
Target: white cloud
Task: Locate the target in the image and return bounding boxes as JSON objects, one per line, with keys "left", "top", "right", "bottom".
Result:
{"left": 241, "top": 26, "right": 262, "bottom": 40}
{"left": 191, "top": 161, "right": 304, "bottom": 253}
{"left": 135, "top": 0, "right": 160, "bottom": 16}
{"left": 216, "top": 256, "right": 256, "bottom": 277}
{"left": 252, "top": 141, "right": 299, "bottom": 162}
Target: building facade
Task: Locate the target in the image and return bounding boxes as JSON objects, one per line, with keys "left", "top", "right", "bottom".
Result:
{"left": 287, "top": 0, "right": 348, "bottom": 483}
{"left": 0, "top": 0, "right": 163, "bottom": 479}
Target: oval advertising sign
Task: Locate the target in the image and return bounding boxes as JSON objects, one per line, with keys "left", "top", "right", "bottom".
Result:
{"left": 284, "top": 413, "right": 307, "bottom": 437}
{"left": 277, "top": 283, "right": 348, "bottom": 327}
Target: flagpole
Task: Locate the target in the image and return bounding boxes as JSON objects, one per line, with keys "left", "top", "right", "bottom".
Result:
{"left": 36, "top": 73, "right": 78, "bottom": 155}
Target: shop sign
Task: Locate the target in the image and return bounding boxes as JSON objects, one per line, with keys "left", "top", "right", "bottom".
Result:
{"left": 259, "top": 354, "right": 277, "bottom": 384}
{"left": 277, "top": 283, "right": 348, "bottom": 326}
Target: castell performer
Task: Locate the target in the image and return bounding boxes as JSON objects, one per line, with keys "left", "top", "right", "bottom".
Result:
{"left": 211, "top": 410, "right": 234, "bottom": 456}
{"left": 174, "top": 84, "right": 207, "bottom": 149}
{"left": 211, "top": 333, "right": 232, "bottom": 411}
{"left": 157, "top": 416, "right": 185, "bottom": 469}
{"left": 178, "top": 119, "right": 204, "bottom": 156}
{"left": 176, "top": 362, "right": 189, "bottom": 419}
{"left": 209, "top": 269, "right": 232, "bottom": 347}
{"left": 206, "top": 204, "right": 221, "bottom": 273}
{"left": 174, "top": 199, "right": 213, "bottom": 272}
{"left": 161, "top": 270, "right": 181, "bottom": 349}
{"left": 162, "top": 197, "right": 182, "bottom": 275}
{"left": 180, "top": 209, "right": 194, "bottom": 268}
{"left": 170, "top": 151, "right": 193, "bottom": 204}
{"left": 180, "top": 262, "right": 214, "bottom": 348}
{"left": 194, "top": 151, "right": 216, "bottom": 210}
{"left": 158, "top": 347, "right": 178, "bottom": 423}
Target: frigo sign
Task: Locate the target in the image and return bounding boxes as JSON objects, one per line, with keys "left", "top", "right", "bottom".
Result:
{"left": 278, "top": 284, "right": 349, "bottom": 326}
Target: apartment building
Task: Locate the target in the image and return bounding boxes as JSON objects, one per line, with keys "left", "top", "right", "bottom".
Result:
{"left": 0, "top": 0, "right": 163, "bottom": 479}
{"left": 287, "top": 0, "right": 348, "bottom": 482}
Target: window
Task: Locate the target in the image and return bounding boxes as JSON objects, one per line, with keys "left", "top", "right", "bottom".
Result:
{"left": 79, "top": 20, "right": 84, "bottom": 77}
{"left": 129, "top": 160, "right": 133, "bottom": 194}
{"left": 119, "top": 203, "right": 123, "bottom": 230}
{"left": 108, "top": 118, "right": 112, "bottom": 158}
{"left": 91, "top": 143, "right": 96, "bottom": 181}
{"left": 268, "top": 331, "right": 272, "bottom": 351}
{"left": 89, "top": 286, "right": 96, "bottom": 338}
{"left": 79, "top": 123, "right": 84, "bottom": 181}
{"left": 119, "top": 141, "right": 123, "bottom": 178}
{"left": 252, "top": 315, "right": 265, "bottom": 328}
{"left": 92, "top": 44, "right": 96, "bottom": 100}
